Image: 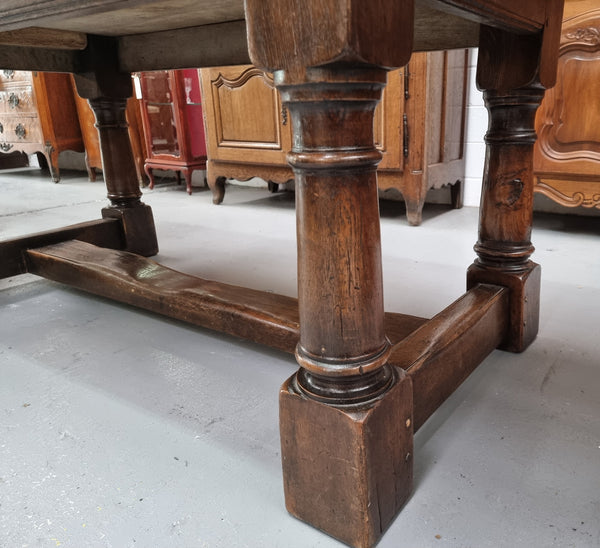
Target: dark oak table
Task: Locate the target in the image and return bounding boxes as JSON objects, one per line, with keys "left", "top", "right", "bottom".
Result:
{"left": 0, "top": 2, "right": 565, "bottom": 546}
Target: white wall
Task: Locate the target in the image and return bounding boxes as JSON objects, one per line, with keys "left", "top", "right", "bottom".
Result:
{"left": 463, "top": 49, "right": 486, "bottom": 208}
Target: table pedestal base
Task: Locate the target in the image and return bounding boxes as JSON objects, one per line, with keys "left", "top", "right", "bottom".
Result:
{"left": 280, "top": 368, "right": 413, "bottom": 548}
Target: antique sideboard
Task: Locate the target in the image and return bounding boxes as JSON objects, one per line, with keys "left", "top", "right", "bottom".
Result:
{"left": 0, "top": 2, "right": 565, "bottom": 547}
{"left": 200, "top": 52, "right": 468, "bottom": 226}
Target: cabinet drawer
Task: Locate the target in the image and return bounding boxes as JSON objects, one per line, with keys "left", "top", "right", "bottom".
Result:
{"left": 0, "top": 87, "right": 36, "bottom": 114}
{"left": 0, "top": 70, "right": 33, "bottom": 85}
{"left": 0, "top": 115, "right": 43, "bottom": 144}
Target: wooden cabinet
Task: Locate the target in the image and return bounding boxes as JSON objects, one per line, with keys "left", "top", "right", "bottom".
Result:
{"left": 534, "top": 0, "right": 600, "bottom": 210}
{"left": 0, "top": 70, "right": 83, "bottom": 182}
{"left": 200, "top": 65, "right": 293, "bottom": 200}
{"left": 138, "top": 69, "right": 207, "bottom": 195}
{"left": 200, "top": 51, "right": 468, "bottom": 225}
{"left": 71, "top": 77, "right": 148, "bottom": 187}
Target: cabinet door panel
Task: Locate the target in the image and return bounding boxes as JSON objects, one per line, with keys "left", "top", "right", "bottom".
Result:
{"left": 375, "top": 68, "right": 404, "bottom": 171}
{"left": 550, "top": 55, "right": 600, "bottom": 154}
{"left": 180, "top": 68, "right": 206, "bottom": 159}
{"left": 139, "top": 71, "right": 180, "bottom": 158}
{"left": 536, "top": 8, "right": 600, "bottom": 177}
{"left": 534, "top": 3, "right": 600, "bottom": 209}
{"left": 201, "top": 65, "right": 290, "bottom": 164}
{"left": 442, "top": 49, "right": 468, "bottom": 163}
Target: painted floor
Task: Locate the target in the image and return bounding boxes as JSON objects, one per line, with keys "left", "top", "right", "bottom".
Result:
{"left": 1, "top": 168, "right": 599, "bottom": 548}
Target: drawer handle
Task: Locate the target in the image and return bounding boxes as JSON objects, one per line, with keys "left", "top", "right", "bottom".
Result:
{"left": 8, "top": 93, "right": 19, "bottom": 109}
{"left": 0, "top": 143, "right": 13, "bottom": 152}
{"left": 14, "top": 123, "right": 26, "bottom": 139}
{"left": 2, "top": 70, "right": 14, "bottom": 79}
{"left": 0, "top": 122, "right": 3, "bottom": 133}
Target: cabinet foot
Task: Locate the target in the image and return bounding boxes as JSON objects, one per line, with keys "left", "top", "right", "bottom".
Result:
{"left": 405, "top": 199, "right": 424, "bottom": 226}
{"left": 144, "top": 165, "right": 155, "bottom": 190}
{"left": 208, "top": 175, "right": 226, "bottom": 204}
{"left": 44, "top": 146, "right": 60, "bottom": 183}
{"left": 450, "top": 179, "right": 463, "bottom": 209}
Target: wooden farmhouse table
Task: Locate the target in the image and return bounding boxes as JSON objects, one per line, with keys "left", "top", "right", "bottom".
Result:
{"left": 0, "top": 1, "right": 565, "bottom": 546}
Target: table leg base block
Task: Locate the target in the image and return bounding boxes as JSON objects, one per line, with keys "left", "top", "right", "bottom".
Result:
{"left": 279, "top": 367, "right": 413, "bottom": 548}
{"left": 102, "top": 204, "right": 158, "bottom": 257}
{"left": 467, "top": 261, "right": 540, "bottom": 353}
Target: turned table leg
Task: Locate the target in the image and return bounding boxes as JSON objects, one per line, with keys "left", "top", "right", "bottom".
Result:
{"left": 243, "top": 2, "right": 415, "bottom": 546}
{"left": 467, "top": 85, "right": 545, "bottom": 351}
{"left": 276, "top": 65, "right": 413, "bottom": 548}
{"left": 73, "top": 36, "right": 158, "bottom": 257}
{"left": 467, "top": 26, "right": 552, "bottom": 352}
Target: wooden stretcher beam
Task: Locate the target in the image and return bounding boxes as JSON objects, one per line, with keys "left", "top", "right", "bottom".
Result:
{"left": 14, "top": 235, "right": 509, "bottom": 439}
{"left": 390, "top": 284, "right": 510, "bottom": 430}
{"left": 0, "top": 218, "right": 122, "bottom": 279}
{"left": 22, "top": 239, "right": 509, "bottom": 431}
{"left": 0, "top": 27, "right": 86, "bottom": 49}
{"left": 24, "top": 240, "right": 428, "bottom": 353}
{"left": 0, "top": 44, "right": 79, "bottom": 72}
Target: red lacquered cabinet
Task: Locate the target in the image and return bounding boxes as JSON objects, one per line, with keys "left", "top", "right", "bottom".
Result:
{"left": 138, "top": 69, "right": 207, "bottom": 194}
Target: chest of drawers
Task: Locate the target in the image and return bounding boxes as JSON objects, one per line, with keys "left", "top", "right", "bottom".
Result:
{"left": 0, "top": 70, "right": 83, "bottom": 182}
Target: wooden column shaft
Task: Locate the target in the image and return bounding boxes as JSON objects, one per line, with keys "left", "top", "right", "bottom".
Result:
{"left": 475, "top": 86, "right": 545, "bottom": 269}
{"left": 88, "top": 96, "right": 142, "bottom": 207}
{"left": 277, "top": 67, "right": 393, "bottom": 404}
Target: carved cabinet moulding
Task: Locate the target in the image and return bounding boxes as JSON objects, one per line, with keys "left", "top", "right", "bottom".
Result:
{"left": 535, "top": 181, "right": 600, "bottom": 209}
{"left": 562, "top": 9, "right": 600, "bottom": 48}
{"left": 212, "top": 66, "right": 274, "bottom": 90}
{"left": 564, "top": 25, "right": 600, "bottom": 45}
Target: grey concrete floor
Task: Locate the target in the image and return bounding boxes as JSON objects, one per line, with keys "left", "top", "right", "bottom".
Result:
{"left": 1, "top": 168, "right": 599, "bottom": 548}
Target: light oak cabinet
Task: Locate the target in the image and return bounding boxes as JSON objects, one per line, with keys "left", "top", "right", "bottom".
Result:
{"left": 0, "top": 70, "right": 83, "bottom": 182}
{"left": 534, "top": 0, "right": 600, "bottom": 210}
{"left": 200, "top": 50, "right": 467, "bottom": 225}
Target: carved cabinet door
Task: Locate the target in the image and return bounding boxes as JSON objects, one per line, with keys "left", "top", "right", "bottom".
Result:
{"left": 534, "top": 3, "right": 600, "bottom": 209}
{"left": 374, "top": 68, "right": 405, "bottom": 172}
{"left": 200, "top": 65, "right": 291, "bottom": 167}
